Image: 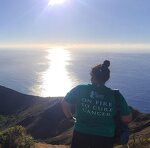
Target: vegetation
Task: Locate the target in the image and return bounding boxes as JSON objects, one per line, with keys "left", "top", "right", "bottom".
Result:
{"left": 0, "top": 115, "right": 8, "bottom": 127}
{"left": 0, "top": 115, "right": 17, "bottom": 129}
{"left": 0, "top": 125, "right": 34, "bottom": 148}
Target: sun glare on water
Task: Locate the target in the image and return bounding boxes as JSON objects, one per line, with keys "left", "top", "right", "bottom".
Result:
{"left": 40, "top": 48, "right": 73, "bottom": 97}
{"left": 48, "top": 0, "right": 67, "bottom": 6}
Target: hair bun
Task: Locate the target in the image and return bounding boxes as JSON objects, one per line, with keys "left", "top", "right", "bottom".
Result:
{"left": 102, "top": 60, "right": 110, "bottom": 68}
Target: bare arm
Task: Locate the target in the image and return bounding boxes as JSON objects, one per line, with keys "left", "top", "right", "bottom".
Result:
{"left": 121, "top": 113, "right": 132, "bottom": 123}
{"left": 61, "top": 99, "right": 73, "bottom": 119}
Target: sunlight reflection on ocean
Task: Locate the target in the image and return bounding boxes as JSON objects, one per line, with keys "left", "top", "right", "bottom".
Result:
{"left": 33, "top": 48, "right": 78, "bottom": 97}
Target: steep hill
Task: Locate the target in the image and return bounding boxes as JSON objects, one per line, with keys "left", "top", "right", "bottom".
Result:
{"left": 0, "top": 85, "right": 68, "bottom": 139}
{"left": 0, "top": 85, "right": 40, "bottom": 115}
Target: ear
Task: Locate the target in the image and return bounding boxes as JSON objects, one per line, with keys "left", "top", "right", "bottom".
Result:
{"left": 91, "top": 76, "right": 96, "bottom": 83}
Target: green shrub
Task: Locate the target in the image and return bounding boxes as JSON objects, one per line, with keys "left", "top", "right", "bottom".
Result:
{"left": 0, "top": 115, "right": 6, "bottom": 121}
{"left": 0, "top": 125, "right": 34, "bottom": 148}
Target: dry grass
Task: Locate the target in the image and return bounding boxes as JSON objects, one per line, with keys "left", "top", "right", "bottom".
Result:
{"left": 35, "top": 143, "right": 69, "bottom": 148}
{"left": 128, "top": 126, "right": 150, "bottom": 148}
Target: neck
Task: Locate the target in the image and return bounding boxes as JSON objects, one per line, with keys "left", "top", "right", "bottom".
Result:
{"left": 92, "top": 82, "right": 105, "bottom": 87}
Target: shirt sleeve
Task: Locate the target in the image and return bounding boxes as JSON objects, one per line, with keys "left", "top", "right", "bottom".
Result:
{"left": 117, "top": 91, "right": 131, "bottom": 116}
{"left": 64, "top": 85, "right": 81, "bottom": 104}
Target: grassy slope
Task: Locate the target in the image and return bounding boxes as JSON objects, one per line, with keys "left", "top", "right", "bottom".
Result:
{"left": 0, "top": 85, "right": 41, "bottom": 115}
{"left": 35, "top": 143, "right": 69, "bottom": 148}
{"left": 0, "top": 85, "right": 73, "bottom": 140}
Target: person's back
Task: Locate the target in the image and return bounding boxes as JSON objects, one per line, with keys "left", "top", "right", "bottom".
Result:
{"left": 62, "top": 60, "right": 132, "bottom": 148}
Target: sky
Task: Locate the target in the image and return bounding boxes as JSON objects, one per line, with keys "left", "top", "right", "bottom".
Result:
{"left": 0, "top": 0, "right": 150, "bottom": 49}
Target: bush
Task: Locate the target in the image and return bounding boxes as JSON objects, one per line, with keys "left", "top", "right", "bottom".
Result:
{"left": 0, "top": 125, "right": 34, "bottom": 148}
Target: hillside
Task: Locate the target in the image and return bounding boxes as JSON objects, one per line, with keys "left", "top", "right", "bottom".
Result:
{"left": 0, "top": 85, "right": 68, "bottom": 139}
{"left": 0, "top": 85, "right": 40, "bottom": 115}
{"left": 0, "top": 85, "right": 150, "bottom": 147}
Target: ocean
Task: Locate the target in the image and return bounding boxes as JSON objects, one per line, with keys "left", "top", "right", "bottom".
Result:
{"left": 0, "top": 48, "right": 150, "bottom": 113}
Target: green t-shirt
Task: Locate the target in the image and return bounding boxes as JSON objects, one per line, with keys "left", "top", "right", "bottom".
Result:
{"left": 64, "top": 84, "right": 130, "bottom": 137}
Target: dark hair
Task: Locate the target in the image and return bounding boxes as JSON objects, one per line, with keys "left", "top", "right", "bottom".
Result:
{"left": 91, "top": 60, "right": 110, "bottom": 83}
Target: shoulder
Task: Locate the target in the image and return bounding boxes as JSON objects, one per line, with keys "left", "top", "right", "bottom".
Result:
{"left": 64, "top": 84, "right": 90, "bottom": 101}
{"left": 76, "top": 84, "right": 91, "bottom": 89}
{"left": 107, "top": 87, "right": 122, "bottom": 94}
{"left": 68, "top": 84, "right": 90, "bottom": 93}
{"left": 108, "top": 87, "right": 119, "bottom": 91}
{"left": 73, "top": 84, "right": 91, "bottom": 91}
{"left": 106, "top": 87, "right": 124, "bottom": 99}
{"left": 103, "top": 86, "right": 119, "bottom": 93}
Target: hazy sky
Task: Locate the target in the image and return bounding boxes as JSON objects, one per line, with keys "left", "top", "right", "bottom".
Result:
{"left": 0, "top": 0, "right": 150, "bottom": 48}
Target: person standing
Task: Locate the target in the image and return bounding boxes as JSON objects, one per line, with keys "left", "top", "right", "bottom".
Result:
{"left": 62, "top": 60, "right": 132, "bottom": 148}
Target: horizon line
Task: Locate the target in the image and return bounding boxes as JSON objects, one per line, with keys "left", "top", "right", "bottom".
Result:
{"left": 0, "top": 43, "right": 150, "bottom": 50}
